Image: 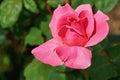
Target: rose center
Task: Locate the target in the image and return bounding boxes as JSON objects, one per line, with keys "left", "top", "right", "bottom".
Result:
{"left": 58, "top": 17, "right": 88, "bottom": 47}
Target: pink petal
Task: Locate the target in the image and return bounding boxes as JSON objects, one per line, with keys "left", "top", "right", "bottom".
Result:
{"left": 49, "top": 3, "right": 77, "bottom": 39}
{"left": 56, "top": 46, "right": 92, "bottom": 69}
{"left": 75, "top": 4, "right": 93, "bottom": 15}
{"left": 78, "top": 10, "right": 94, "bottom": 38}
{"left": 66, "top": 20, "right": 86, "bottom": 36}
{"left": 85, "top": 11, "right": 109, "bottom": 47}
{"left": 75, "top": 4, "right": 94, "bottom": 38}
{"left": 63, "top": 28, "right": 88, "bottom": 46}
{"left": 31, "top": 39, "right": 64, "bottom": 66}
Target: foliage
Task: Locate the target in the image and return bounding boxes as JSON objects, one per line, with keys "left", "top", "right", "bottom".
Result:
{"left": 0, "top": 0, "right": 120, "bottom": 80}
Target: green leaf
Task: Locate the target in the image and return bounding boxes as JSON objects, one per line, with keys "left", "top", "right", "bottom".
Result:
{"left": 109, "top": 76, "right": 120, "bottom": 80}
{"left": 0, "top": 0, "right": 22, "bottom": 28}
{"left": 40, "top": 15, "right": 52, "bottom": 40}
{"left": 71, "top": 0, "right": 93, "bottom": 8}
{"left": 47, "top": 0, "right": 64, "bottom": 8}
{"left": 89, "top": 39, "right": 118, "bottom": 79}
{"left": 48, "top": 69, "right": 66, "bottom": 80}
{"left": 55, "top": 65, "right": 66, "bottom": 73}
{"left": 24, "top": 59, "right": 51, "bottom": 80}
{"left": 23, "top": 0, "right": 39, "bottom": 13}
{"left": 0, "top": 28, "right": 7, "bottom": 44}
{"left": 95, "top": 0, "right": 118, "bottom": 13}
{"left": 71, "top": 0, "right": 118, "bottom": 12}
{"left": 91, "top": 38, "right": 110, "bottom": 54}
{"left": 88, "top": 54, "right": 116, "bottom": 80}
{"left": 108, "top": 35, "right": 120, "bottom": 44}
{"left": 0, "top": 47, "right": 11, "bottom": 74}
{"left": 37, "top": 0, "right": 45, "bottom": 9}
{"left": 106, "top": 45, "right": 120, "bottom": 68}
{"left": 25, "top": 27, "right": 44, "bottom": 45}
{"left": 0, "top": 34, "right": 6, "bottom": 44}
{"left": 55, "top": 66, "right": 74, "bottom": 73}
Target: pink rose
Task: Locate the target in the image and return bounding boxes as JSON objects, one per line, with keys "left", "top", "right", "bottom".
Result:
{"left": 32, "top": 4, "right": 109, "bottom": 69}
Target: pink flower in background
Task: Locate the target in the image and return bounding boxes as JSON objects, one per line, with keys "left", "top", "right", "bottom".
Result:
{"left": 32, "top": 4, "right": 109, "bottom": 69}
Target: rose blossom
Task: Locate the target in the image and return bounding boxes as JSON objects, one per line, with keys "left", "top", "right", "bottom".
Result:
{"left": 32, "top": 4, "right": 109, "bottom": 69}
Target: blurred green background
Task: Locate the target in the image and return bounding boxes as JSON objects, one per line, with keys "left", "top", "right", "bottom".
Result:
{"left": 0, "top": 0, "right": 120, "bottom": 80}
